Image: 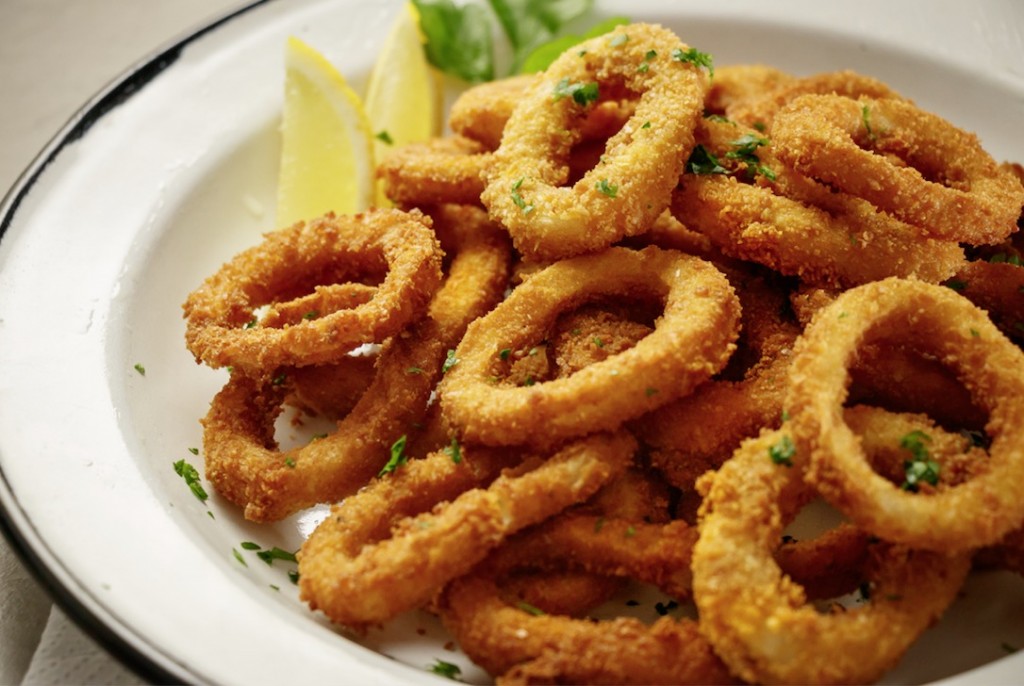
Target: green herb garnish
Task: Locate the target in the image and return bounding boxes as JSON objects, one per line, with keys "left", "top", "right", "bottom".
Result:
{"left": 768, "top": 435, "right": 796, "bottom": 467}
{"left": 686, "top": 144, "right": 728, "bottom": 175}
{"left": 553, "top": 77, "right": 600, "bottom": 106}
{"left": 444, "top": 435, "right": 462, "bottom": 464}
{"left": 671, "top": 46, "right": 714, "bottom": 78}
{"left": 595, "top": 178, "right": 618, "bottom": 197}
{"left": 442, "top": 348, "right": 460, "bottom": 373}
{"left": 257, "top": 546, "right": 298, "bottom": 566}
{"left": 375, "top": 130, "right": 394, "bottom": 145}
{"left": 429, "top": 659, "right": 463, "bottom": 680}
{"left": 173, "top": 459, "right": 208, "bottom": 502}
{"left": 511, "top": 177, "right": 535, "bottom": 214}
{"left": 900, "top": 430, "right": 940, "bottom": 491}
{"left": 378, "top": 435, "right": 409, "bottom": 477}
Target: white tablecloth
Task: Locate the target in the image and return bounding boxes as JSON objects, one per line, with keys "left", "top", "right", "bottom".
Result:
{"left": 0, "top": 4, "right": 242, "bottom": 682}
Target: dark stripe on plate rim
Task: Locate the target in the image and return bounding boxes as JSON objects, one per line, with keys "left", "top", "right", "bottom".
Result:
{"left": 0, "top": 1, "right": 274, "bottom": 683}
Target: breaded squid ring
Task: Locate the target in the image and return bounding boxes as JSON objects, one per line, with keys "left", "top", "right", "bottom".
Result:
{"left": 705, "top": 64, "right": 794, "bottom": 122}
{"left": 481, "top": 23, "right": 710, "bottom": 260}
{"left": 725, "top": 69, "right": 902, "bottom": 130}
{"left": 692, "top": 427, "right": 972, "bottom": 685}
{"left": 437, "top": 509, "right": 734, "bottom": 685}
{"left": 439, "top": 246, "right": 741, "bottom": 448}
{"left": 672, "top": 118, "right": 966, "bottom": 287}
{"left": 787, "top": 278, "right": 1024, "bottom": 552}
{"left": 183, "top": 209, "right": 443, "bottom": 374}
{"left": 377, "top": 136, "right": 491, "bottom": 206}
{"left": 298, "top": 431, "right": 635, "bottom": 629}
{"left": 772, "top": 94, "right": 1024, "bottom": 244}
{"left": 448, "top": 74, "right": 636, "bottom": 151}
{"left": 202, "top": 205, "right": 511, "bottom": 521}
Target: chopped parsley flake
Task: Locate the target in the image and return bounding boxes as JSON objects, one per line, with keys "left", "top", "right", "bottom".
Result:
{"left": 945, "top": 279, "right": 969, "bottom": 292}
{"left": 429, "top": 659, "right": 463, "bottom": 680}
{"left": 499, "top": 348, "right": 512, "bottom": 360}
{"left": 593, "top": 337, "right": 605, "bottom": 348}
{"left": 303, "top": 311, "right": 318, "bottom": 320}
{"left": 725, "top": 133, "right": 776, "bottom": 181}
{"left": 670, "top": 46, "right": 714, "bottom": 78}
{"left": 232, "top": 549, "right": 247, "bottom": 567}
{"left": 378, "top": 435, "right": 409, "bottom": 477}
{"left": 552, "top": 77, "right": 600, "bottom": 106}
{"left": 285, "top": 457, "right": 296, "bottom": 468}
{"left": 407, "top": 366, "right": 424, "bottom": 375}
{"left": 768, "top": 435, "right": 796, "bottom": 467}
{"left": 244, "top": 318, "right": 258, "bottom": 329}
{"left": 595, "top": 178, "right": 618, "bottom": 197}
{"left": 510, "top": 177, "right": 534, "bottom": 214}
{"left": 271, "top": 373, "right": 287, "bottom": 386}
{"left": 240, "top": 541, "right": 261, "bottom": 550}
{"left": 523, "top": 375, "right": 536, "bottom": 387}
{"left": 288, "top": 569, "right": 300, "bottom": 584}
{"left": 257, "top": 546, "right": 298, "bottom": 565}
{"left": 442, "top": 349, "right": 460, "bottom": 374}
{"left": 375, "top": 130, "right": 394, "bottom": 145}
{"left": 861, "top": 104, "right": 877, "bottom": 141}
{"left": 516, "top": 600, "right": 546, "bottom": 616}
{"left": 188, "top": 447, "right": 199, "bottom": 455}
{"left": 173, "top": 459, "right": 208, "bottom": 502}
{"left": 133, "top": 363, "right": 146, "bottom": 376}
{"left": 444, "top": 435, "right": 462, "bottom": 464}
{"left": 900, "top": 430, "right": 940, "bottom": 491}
{"left": 686, "top": 144, "right": 728, "bottom": 175}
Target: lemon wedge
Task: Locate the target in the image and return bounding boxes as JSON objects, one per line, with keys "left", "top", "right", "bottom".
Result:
{"left": 364, "top": 2, "right": 443, "bottom": 205}
{"left": 276, "top": 36, "right": 375, "bottom": 227}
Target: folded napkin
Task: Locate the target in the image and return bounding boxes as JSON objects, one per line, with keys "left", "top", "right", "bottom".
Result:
{"left": 1, "top": 539, "right": 141, "bottom": 685}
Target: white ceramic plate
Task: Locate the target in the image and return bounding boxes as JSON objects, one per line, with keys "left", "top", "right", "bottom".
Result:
{"left": 2, "top": 0, "right": 1023, "bottom": 683}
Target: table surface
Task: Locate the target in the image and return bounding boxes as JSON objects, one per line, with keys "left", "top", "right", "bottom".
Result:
{"left": 1, "top": 3, "right": 245, "bottom": 682}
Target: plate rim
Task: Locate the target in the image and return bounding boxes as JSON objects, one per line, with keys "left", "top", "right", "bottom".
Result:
{"left": 0, "top": 2, "right": 273, "bottom": 682}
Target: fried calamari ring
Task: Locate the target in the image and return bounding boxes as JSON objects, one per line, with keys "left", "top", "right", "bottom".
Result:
{"left": 438, "top": 507, "right": 734, "bottom": 685}
{"left": 449, "top": 73, "right": 636, "bottom": 151}
{"left": 633, "top": 267, "right": 798, "bottom": 493}
{"left": 948, "top": 259, "right": 1024, "bottom": 343}
{"left": 788, "top": 285, "right": 988, "bottom": 429}
{"left": 772, "top": 94, "right": 1024, "bottom": 244}
{"left": 183, "top": 209, "right": 443, "bottom": 374}
{"left": 377, "top": 136, "right": 491, "bottom": 206}
{"left": 481, "top": 23, "right": 710, "bottom": 260}
{"left": 725, "top": 69, "right": 902, "bottom": 129}
{"left": 788, "top": 278, "right": 1024, "bottom": 551}
{"left": 284, "top": 352, "right": 377, "bottom": 420}
{"left": 202, "top": 205, "right": 511, "bottom": 521}
{"left": 705, "top": 64, "right": 793, "bottom": 121}
{"left": 693, "top": 427, "right": 971, "bottom": 685}
{"left": 298, "top": 430, "right": 635, "bottom": 629}
{"left": 439, "top": 246, "right": 740, "bottom": 448}
{"left": 672, "top": 118, "right": 965, "bottom": 287}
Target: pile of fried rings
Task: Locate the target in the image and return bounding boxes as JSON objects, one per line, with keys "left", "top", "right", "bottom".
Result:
{"left": 182, "top": 23, "right": 1024, "bottom": 685}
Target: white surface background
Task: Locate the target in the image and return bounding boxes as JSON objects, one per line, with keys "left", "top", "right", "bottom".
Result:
{"left": 0, "top": 3, "right": 244, "bottom": 683}
{"left": 1, "top": 1, "right": 1023, "bottom": 685}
